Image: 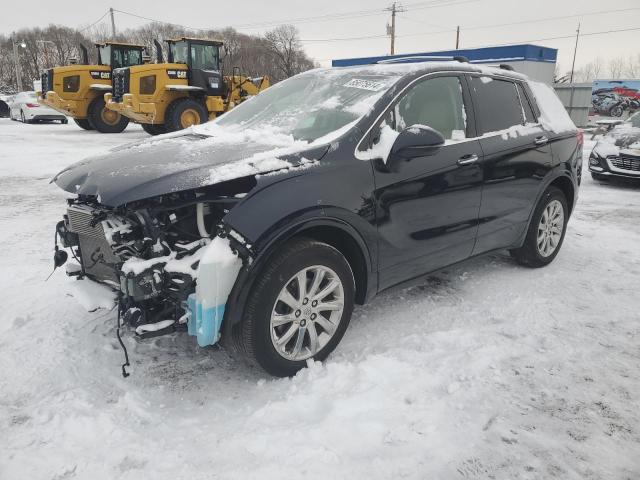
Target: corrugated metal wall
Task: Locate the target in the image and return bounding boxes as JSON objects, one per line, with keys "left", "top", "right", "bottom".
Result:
{"left": 553, "top": 83, "right": 592, "bottom": 127}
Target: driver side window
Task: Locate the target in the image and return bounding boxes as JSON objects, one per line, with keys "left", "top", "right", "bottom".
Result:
{"left": 382, "top": 76, "right": 467, "bottom": 141}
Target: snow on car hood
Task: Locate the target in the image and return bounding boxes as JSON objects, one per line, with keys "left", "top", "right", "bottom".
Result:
{"left": 52, "top": 124, "right": 342, "bottom": 207}
{"left": 593, "top": 123, "right": 640, "bottom": 158}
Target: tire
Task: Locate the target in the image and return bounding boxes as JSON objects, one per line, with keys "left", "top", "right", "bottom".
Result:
{"left": 141, "top": 123, "right": 167, "bottom": 135}
{"left": 20, "top": 111, "right": 28, "bottom": 123}
{"left": 87, "top": 97, "right": 129, "bottom": 133}
{"left": 73, "top": 118, "right": 94, "bottom": 130}
{"left": 609, "top": 105, "right": 623, "bottom": 117}
{"left": 591, "top": 172, "right": 607, "bottom": 182}
{"left": 510, "top": 186, "right": 568, "bottom": 268}
{"left": 228, "top": 237, "right": 355, "bottom": 377}
{"left": 165, "top": 97, "right": 208, "bottom": 132}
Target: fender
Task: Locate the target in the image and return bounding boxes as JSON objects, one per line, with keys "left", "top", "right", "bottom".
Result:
{"left": 513, "top": 165, "right": 578, "bottom": 248}
{"left": 221, "top": 212, "right": 377, "bottom": 336}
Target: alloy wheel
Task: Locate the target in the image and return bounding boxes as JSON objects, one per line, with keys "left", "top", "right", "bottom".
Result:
{"left": 537, "top": 199, "right": 564, "bottom": 257}
{"left": 270, "top": 265, "right": 345, "bottom": 361}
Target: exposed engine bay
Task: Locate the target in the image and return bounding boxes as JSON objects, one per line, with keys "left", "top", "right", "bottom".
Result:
{"left": 55, "top": 177, "right": 254, "bottom": 374}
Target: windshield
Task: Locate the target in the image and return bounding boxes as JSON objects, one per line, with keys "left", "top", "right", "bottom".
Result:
{"left": 113, "top": 48, "right": 142, "bottom": 68}
{"left": 170, "top": 41, "right": 188, "bottom": 64}
{"left": 205, "top": 69, "right": 404, "bottom": 142}
{"left": 191, "top": 43, "right": 219, "bottom": 70}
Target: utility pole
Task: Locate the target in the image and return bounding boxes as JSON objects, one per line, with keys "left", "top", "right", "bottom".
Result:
{"left": 386, "top": 2, "right": 405, "bottom": 55}
{"left": 389, "top": 2, "right": 397, "bottom": 55}
{"left": 109, "top": 7, "right": 117, "bottom": 39}
{"left": 569, "top": 22, "right": 580, "bottom": 84}
{"left": 12, "top": 38, "right": 24, "bottom": 92}
{"left": 455, "top": 26, "right": 460, "bottom": 49}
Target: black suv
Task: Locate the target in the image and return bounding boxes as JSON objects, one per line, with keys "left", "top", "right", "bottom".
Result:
{"left": 53, "top": 61, "right": 582, "bottom": 376}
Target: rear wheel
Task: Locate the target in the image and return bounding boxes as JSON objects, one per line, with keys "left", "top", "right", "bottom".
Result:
{"left": 510, "top": 186, "right": 568, "bottom": 268}
{"left": 141, "top": 123, "right": 167, "bottom": 135}
{"left": 87, "top": 97, "right": 129, "bottom": 133}
{"left": 165, "top": 98, "right": 208, "bottom": 132}
{"left": 73, "top": 118, "right": 94, "bottom": 130}
{"left": 20, "top": 111, "right": 29, "bottom": 123}
{"left": 229, "top": 237, "right": 355, "bottom": 377}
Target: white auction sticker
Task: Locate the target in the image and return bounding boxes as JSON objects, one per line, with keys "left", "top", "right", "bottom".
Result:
{"left": 343, "top": 78, "right": 385, "bottom": 91}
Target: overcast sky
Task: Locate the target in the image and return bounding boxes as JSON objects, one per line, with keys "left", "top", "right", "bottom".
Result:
{"left": 2, "top": 0, "right": 639, "bottom": 73}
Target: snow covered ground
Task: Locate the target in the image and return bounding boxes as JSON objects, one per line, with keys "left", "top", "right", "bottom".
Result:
{"left": 1, "top": 118, "right": 639, "bottom": 480}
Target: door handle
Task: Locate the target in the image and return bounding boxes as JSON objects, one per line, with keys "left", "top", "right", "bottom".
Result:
{"left": 534, "top": 135, "right": 549, "bottom": 146}
{"left": 457, "top": 153, "right": 479, "bottom": 166}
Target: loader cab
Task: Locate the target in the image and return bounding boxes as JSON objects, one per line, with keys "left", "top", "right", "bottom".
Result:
{"left": 97, "top": 43, "right": 145, "bottom": 70}
{"left": 167, "top": 38, "right": 224, "bottom": 97}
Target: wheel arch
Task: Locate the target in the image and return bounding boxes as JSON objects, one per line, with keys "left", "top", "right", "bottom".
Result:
{"left": 548, "top": 174, "right": 575, "bottom": 215}
{"left": 221, "top": 216, "right": 376, "bottom": 337}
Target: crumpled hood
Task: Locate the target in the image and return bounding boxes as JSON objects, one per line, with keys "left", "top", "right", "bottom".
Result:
{"left": 52, "top": 127, "right": 329, "bottom": 207}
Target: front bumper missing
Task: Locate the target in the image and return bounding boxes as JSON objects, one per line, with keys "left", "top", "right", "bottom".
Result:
{"left": 105, "top": 93, "right": 159, "bottom": 124}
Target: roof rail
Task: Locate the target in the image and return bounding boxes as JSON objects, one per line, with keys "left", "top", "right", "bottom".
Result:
{"left": 499, "top": 64, "right": 514, "bottom": 71}
{"left": 376, "top": 55, "right": 468, "bottom": 64}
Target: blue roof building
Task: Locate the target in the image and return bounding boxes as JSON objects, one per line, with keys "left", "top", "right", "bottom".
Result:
{"left": 332, "top": 44, "right": 558, "bottom": 83}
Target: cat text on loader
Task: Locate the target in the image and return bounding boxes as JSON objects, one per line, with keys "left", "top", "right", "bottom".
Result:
{"left": 40, "top": 42, "right": 145, "bottom": 133}
{"left": 104, "top": 37, "right": 270, "bottom": 135}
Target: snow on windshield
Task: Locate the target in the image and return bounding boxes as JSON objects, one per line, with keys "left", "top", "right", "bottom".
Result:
{"left": 195, "top": 68, "right": 406, "bottom": 143}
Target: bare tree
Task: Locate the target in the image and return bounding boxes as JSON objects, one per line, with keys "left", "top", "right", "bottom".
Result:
{"left": 608, "top": 57, "right": 625, "bottom": 79}
{"left": 263, "top": 25, "right": 313, "bottom": 81}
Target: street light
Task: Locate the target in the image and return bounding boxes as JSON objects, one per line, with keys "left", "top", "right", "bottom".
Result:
{"left": 12, "top": 38, "right": 26, "bottom": 92}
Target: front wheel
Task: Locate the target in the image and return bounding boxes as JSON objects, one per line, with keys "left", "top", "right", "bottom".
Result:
{"left": 165, "top": 98, "right": 208, "bottom": 132}
{"left": 73, "top": 118, "right": 94, "bottom": 130}
{"left": 609, "top": 105, "right": 623, "bottom": 117}
{"left": 141, "top": 123, "right": 167, "bottom": 135}
{"left": 510, "top": 186, "right": 568, "bottom": 268}
{"left": 87, "top": 97, "right": 129, "bottom": 133}
{"left": 229, "top": 238, "right": 355, "bottom": 377}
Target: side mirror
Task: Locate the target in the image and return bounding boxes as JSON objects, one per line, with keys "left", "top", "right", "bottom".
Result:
{"left": 390, "top": 124, "right": 445, "bottom": 160}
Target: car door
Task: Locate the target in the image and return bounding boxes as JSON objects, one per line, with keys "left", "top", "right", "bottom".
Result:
{"left": 366, "top": 74, "right": 484, "bottom": 290}
{"left": 467, "top": 75, "right": 553, "bottom": 255}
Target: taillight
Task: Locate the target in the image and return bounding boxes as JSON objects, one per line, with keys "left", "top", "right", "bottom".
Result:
{"left": 26, "top": 103, "right": 40, "bottom": 108}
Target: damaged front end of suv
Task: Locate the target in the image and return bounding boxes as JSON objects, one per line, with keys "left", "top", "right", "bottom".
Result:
{"left": 51, "top": 128, "right": 328, "bottom": 373}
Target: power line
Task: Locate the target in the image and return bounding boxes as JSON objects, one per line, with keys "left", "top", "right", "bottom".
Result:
{"left": 301, "top": 6, "right": 640, "bottom": 43}
{"left": 111, "top": 0, "right": 478, "bottom": 34}
{"left": 78, "top": 9, "right": 110, "bottom": 33}
{"left": 466, "top": 26, "right": 640, "bottom": 49}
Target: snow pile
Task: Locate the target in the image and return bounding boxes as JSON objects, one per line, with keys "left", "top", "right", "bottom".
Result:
{"left": 528, "top": 81, "right": 576, "bottom": 134}
{"left": 65, "top": 277, "right": 116, "bottom": 311}
{"left": 3, "top": 119, "right": 640, "bottom": 479}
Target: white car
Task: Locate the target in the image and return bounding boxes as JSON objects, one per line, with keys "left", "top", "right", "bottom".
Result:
{"left": 9, "top": 91, "right": 68, "bottom": 124}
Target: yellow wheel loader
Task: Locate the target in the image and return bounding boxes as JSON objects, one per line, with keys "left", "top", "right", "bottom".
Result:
{"left": 39, "top": 42, "right": 145, "bottom": 133}
{"left": 104, "top": 37, "right": 270, "bottom": 135}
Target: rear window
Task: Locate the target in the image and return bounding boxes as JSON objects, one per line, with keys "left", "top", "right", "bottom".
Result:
{"left": 470, "top": 77, "right": 523, "bottom": 134}
{"left": 516, "top": 83, "right": 536, "bottom": 123}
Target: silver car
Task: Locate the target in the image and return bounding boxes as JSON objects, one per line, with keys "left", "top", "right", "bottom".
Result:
{"left": 9, "top": 91, "right": 67, "bottom": 124}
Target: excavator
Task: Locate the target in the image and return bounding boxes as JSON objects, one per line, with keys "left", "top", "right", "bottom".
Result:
{"left": 104, "top": 37, "right": 270, "bottom": 135}
{"left": 39, "top": 42, "right": 146, "bottom": 132}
